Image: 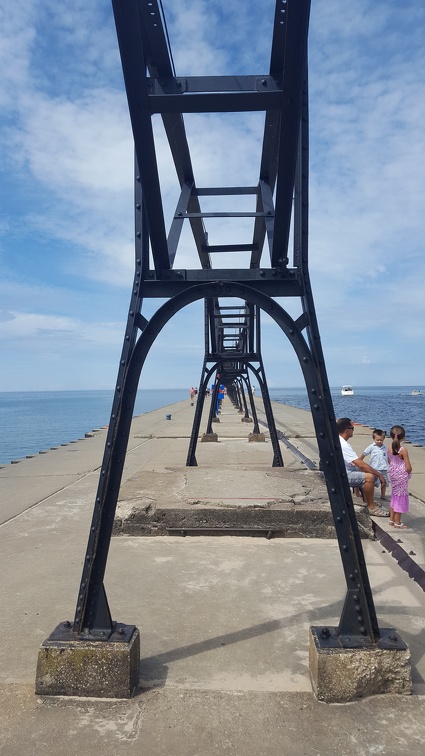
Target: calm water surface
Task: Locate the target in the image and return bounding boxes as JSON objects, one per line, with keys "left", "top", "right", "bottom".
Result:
{"left": 269, "top": 386, "right": 425, "bottom": 447}
{"left": 1, "top": 386, "right": 424, "bottom": 465}
{"left": 0, "top": 389, "right": 188, "bottom": 465}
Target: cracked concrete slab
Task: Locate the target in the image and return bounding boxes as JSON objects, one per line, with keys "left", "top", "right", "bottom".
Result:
{"left": 113, "top": 402, "right": 373, "bottom": 538}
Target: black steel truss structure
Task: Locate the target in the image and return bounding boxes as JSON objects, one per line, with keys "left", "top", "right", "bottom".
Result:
{"left": 186, "top": 300, "right": 283, "bottom": 467}
{"left": 46, "top": 0, "right": 403, "bottom": 654}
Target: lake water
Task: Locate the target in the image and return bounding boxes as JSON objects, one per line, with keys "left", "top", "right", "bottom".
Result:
{"left": 269, "top": 386, "right": 425, "bottom": 446}
{"left": 1, "top": 386, "right": 424, "bottom": 465}
{"left": 0, "top": 389, "right": 188, "bottom": 465}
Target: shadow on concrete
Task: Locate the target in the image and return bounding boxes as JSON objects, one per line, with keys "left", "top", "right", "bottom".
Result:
{"left": 139, "top": 600, "right": 340, "bottom": 690}
{"left": 138, "top": 584, "right": 425, "bottom": 693}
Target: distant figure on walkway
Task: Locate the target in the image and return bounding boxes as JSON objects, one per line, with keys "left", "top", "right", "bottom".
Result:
{"left": 387, "top": 425, "right": 412, "bottom": 529}
{"left": 336, "top": 417, "right": 387, "bottom": 517}
{"left": 360, "top": 429, "right": 389, "bottom": 500}
{"left": 189, "top": 387, "right": 195, "bottom": 405}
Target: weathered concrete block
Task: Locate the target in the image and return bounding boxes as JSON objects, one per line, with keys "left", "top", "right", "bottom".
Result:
{"left": 211, "top": 416, "right": 220, "bottom": 423}
{"left": 116, "top": 507, "right": 340, "bottom": 538}
{"left": 241, "top": 416, "right": 253, "bottom": 423}
{"left": 35, "top": 624, "right": 140, "bottom": 699}
{"left": 248, "top": 432, "right": 265, "bottom": 442}
{"left": 309, "top": 626, "right": 411, "bottom": 703}
{"left": 201, "top": 432, "right": 218, "bottom": 442}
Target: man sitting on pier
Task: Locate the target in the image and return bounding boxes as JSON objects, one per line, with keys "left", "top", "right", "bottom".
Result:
{"left": 336, "top": 418, "right": 388, "bottom": 517}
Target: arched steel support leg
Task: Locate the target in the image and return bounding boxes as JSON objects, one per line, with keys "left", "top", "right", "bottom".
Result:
{"left": 243, "top": 361, "right": 284, "bottom": 467}
{"left": 206, "top": 375, "right": 222, "bottom": 433}
{"left": 239, "top": 377, "right": 251, "bottom": 419}
{"left": 186, "top": 363, "right": 220, "bottom": 465}
{"left": 186, "top": 361, "right": 209, "bottom": 467}
{"left": 72, "top": 281, "right": 379, "bottom": 647}
{"left": 244, "top": 373, "right": 261, "bottom": 433}
{"left": 227, "top": 383, "right": 237, "bottom": 407}
{"left": 236, "top": 379, "right": 245, "bottom": 413}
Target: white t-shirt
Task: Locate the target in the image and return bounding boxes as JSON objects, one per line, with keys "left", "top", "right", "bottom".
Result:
{"left": 339, "top": 436, "right": 359, "bottom": 471}
{"left": 362, "top": 442, "right": 388, "bottom": 471}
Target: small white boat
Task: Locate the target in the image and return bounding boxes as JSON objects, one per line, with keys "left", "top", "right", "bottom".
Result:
{"left": 341, "top": 385, "right": 354, "bottom": 396}
{"left": 411, "top": 389, "right": 422, "bottom": 395}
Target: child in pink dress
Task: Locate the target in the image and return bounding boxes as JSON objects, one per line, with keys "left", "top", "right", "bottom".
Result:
{"left": 387, "top": 425, "right": 412, "bottom": 529}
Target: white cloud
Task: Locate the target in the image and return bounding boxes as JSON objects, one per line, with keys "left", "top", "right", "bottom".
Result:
{"left": 10, "top": 91, "right": 131, "bottom": 193}
{"left": 0, "top": 310, "right": 123, "bottom": 348}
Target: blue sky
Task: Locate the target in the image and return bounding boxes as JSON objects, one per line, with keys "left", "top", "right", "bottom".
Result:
{"left": 1, "top": 0, "right": 424, "bottom": 391}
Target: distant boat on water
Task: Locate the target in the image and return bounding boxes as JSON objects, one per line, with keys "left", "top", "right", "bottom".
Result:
{"left": 341, "top": 385, "right": 354, "bottom": 396}
{"left": 411, "top": 389, "right": 422, "bottom": 395}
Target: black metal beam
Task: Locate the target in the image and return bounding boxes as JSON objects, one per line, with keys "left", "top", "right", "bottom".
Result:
{"left": 148, "top": 90, "right": 282, "bottom": 113}
{"left": 147, "top": 75, "right": 280, "bottom": 94}
{"left": 139, "top": 276, "right": 302, "bottom": 299}
{"left": 204, "top": 245, "right": 258, "bottom": 253}
{"left": 137, "top": 0, "right": 212, "bottom": 270}
{"left": 112, "top": 0, "right": 170, "bottom": 273}
{"left": 271, "top": 1, "right": 311, "bottom": 266}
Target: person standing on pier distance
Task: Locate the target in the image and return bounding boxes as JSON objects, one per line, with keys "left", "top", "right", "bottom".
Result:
{"left": 387, "top": 425, "right": 412, "bottom": 529}
{"left": 336, "top": 418, "right": 388, "bottom": 517}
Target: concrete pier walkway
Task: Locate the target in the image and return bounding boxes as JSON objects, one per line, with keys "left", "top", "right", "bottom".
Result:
{"left": 1, "top": 397, "right": 425, "bottom": 754}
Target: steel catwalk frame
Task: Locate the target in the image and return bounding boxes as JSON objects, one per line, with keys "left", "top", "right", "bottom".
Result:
{"left": 45, "top": 0, "right": 400, "bottom": 653}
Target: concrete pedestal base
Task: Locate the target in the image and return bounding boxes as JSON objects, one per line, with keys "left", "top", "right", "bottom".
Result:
{"left": 201, "top": 432, "right": 219, "bottom": 442}
{"left": 248, "top": 432, "right": 265, "bottom": 442}
{"left": 309, "top": 626, "right": 411, "bottom": 703}
{"left": 241, "top": 417, "right": 253, "bottom": 423}
{"left": 211, "top": 416, "right": 220, "bottom": 423}
{"left": 35, "top": 623, "right": 140, "bottom": 699}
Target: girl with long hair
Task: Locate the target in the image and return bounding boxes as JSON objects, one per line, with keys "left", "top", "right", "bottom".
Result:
{"left": 387, "top": 425, "right": 412, "bottom": 529}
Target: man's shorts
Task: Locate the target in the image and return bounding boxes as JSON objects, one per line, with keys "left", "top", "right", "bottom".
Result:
{"left": 346, "top": 470, "right": 366, "bottom": 488}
